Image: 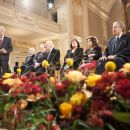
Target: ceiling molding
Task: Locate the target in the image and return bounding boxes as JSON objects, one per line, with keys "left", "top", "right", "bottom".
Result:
{"left": 88, "top": 0, "right": 110, "bottom": 21}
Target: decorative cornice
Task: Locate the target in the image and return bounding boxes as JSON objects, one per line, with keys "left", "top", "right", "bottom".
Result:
{"left": 0, "top": 2, "right": 60, "bottom": 35}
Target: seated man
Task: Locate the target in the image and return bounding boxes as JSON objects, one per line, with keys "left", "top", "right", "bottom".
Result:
{"left": 44, "top": 40, "right": 61, "bottom": 76}
{"left": 21, "top": 47, "right": 35, "bottom": 74}
{"left": 33, "top": 44, "right": 48, "bottom": 75}
{"left": 96, "top": 21, "right": 130, "bottom": 74}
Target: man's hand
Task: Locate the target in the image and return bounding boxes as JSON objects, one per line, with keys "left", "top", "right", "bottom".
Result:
{"left": 0, "top": 48, "right": 7, "bottom": 54}
{"left": 107, "top": 55, "right": 116, "bottom": 60}
{"left": 34, "top": 62, "right": 40, "bottom": 68}
{"left": 88, "top": 54, "right": 95, "bottom": 57}
{"left": 99, "top": 56, "right": 107, "bottom": 61}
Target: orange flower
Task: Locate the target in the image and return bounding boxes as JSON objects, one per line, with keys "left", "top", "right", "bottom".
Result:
{"left": 59, "top": 102, "right": 73, "bottom": 118}
{"left": 120, "top": 63, "right": 130, "bottom": 74}
{"left": 17, "top": 99, "right": 28, "bottom": 110}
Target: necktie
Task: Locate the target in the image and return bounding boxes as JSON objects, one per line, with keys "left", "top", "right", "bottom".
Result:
{"left": 47, "top": 51, "right": 51, "bottom": 60}
{"left": 0, "top": 38, "right": 3, "bottom": 48}
{"left": 114, "top": 37, "right": 119, "bottom": 49}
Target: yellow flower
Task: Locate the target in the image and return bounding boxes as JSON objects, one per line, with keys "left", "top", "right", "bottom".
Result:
{"left": 42, "top": 60, "right": 50, "bottom": 68}
{"left": 70, "top": 92, "right": 87, "bottom": 106}
{"left": 50, "top": 77, "right": 55, "bottom": 84}
{"left": 59, "top": 102, "right": 73, "bottom": 118}
{"left": 105, "top": 61, "right": 116, "bottom": 72}
{"left": 17, "top": 68, "right": 21, "bottom": 74}
{"left": 2, "top": 73, "right": 13, "bottom": 78}
{"left": 86, "top": 74, "right": 101, "bottom": 87}
{"left": 66, "top": 58, "right": 73, "bottom": 66}
{"left": 3, "top": 78, "right": 23, "bottom": 86}
{"left": 120, "top": 63, "right": 130, "bottom": 74}
{"left": 65, "top": 70, "right": 86, "bottom": 83}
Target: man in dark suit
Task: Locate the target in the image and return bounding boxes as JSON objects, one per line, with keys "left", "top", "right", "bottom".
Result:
{"left": 96, "top": 21, "right": 130, "bottom": 74}
{"left": 0, "top": 26, "right": 13, "bottom": 77}
{"left": 45, "top": 40, "right": 60, "bottom": 75}
{"left": 20, "top": 47, "right": 35, "bottom": 74}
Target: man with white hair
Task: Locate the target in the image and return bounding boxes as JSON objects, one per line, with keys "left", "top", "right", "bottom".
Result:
{"left": 0, "top": 26, "right": 13, "bottom": 77}
{"left": 96, "top": 21, "right": 130, "bottom": 74}
{"left": 20, "top": 47, "right": 36, "bottom": 74}
{"left": 45, "top": 40, "right": 60, "bottom": 74}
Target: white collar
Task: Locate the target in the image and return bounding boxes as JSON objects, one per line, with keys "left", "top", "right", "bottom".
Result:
{"left": 117, "top": 33, "right": 123, "bottom": 39}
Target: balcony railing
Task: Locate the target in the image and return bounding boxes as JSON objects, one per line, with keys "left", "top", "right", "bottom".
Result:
{"left": 0, "top": 1, "right": 60, "bottom": 33}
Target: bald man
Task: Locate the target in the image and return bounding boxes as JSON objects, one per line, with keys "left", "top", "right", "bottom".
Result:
{"left": 45, "top": 40, "right": 60, "bottom": 68}
{"left": 0, "top": 26, "right": 13, "bottom": 77}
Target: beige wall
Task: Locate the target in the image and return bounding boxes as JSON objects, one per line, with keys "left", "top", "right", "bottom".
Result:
{"left": 88, "top": 9, "right": 109, "bottom": 50}
{"left": 108, "top": 0, "right": 124, "bottom": 36}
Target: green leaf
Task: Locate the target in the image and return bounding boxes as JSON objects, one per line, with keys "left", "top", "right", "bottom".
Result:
{"left": 113, "top": 112, "right": 130, "bottom": 124}
{"left": 72, "top": 119, "right": 88, "bottom": 130}
{"left": 106, "top": 123, "right": 116, "bottom": 130}
{"left": 87, "top": 127, "right": 102, "bottom": 130}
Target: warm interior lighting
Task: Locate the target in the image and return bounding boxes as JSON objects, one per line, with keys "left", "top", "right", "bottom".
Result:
{"left": 23, "top": 0, "right": 29, "bottom": 7}
{"left": 47, "top": 0, "right": 54, "bottom": 10}
{"left": 48, "top": 2, "right": 54, "bottom": 9}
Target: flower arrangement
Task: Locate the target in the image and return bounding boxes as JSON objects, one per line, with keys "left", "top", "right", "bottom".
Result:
{"left": 0, "top": 62, "right": 130, "bottom": 130}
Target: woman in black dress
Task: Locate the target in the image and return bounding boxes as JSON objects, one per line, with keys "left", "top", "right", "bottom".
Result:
{"left": 79, "top": 36, "right": 102, "bottom": 72}
{"left": 61, "top": 39, "right": 83, "bottom": 72}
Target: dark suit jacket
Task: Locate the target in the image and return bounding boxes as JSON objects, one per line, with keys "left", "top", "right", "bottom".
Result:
{"left": 104, "top": 34, "right": 130, "bottom": 63}
{"left": 0, "top": 36, "right": 13, "bottom": 61}
{"left": 47, "top": 48, "right": 60, "bottom": 67}
{"left": 24, "top": 54, "right": 35, "bottom": 66}
{"left": 34, "top": 51, "right": 48, "bottom": 63}
{"left": 83, "top": 46, "right": 102, "bottom": 63}
{"left": 63, "top": 48, "right": 83, "bottom": 69}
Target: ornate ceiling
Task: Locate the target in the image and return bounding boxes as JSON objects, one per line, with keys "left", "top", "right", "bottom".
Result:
{"left": 72, "top": 0, "right": 117, "bottom": 14}
{"left": 91, "top": 0, "right": 117, "bottom": 14}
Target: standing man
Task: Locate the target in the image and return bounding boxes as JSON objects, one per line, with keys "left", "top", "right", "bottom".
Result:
{"left": 96, "top": 21, "right": 130, "bottom": 74}
{"left": 0, "top": 26, "right": 13, "bottom": 77}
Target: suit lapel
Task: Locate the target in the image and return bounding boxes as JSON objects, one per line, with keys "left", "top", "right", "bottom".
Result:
{"left": 114, "top": 34, "right": 124, "bottom": 53}
{"left": 111, "top": 37, "right": 117, "bottom": 54}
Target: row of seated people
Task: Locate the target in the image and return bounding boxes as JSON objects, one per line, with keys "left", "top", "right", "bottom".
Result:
{"left": 14, "top": 36, "right": 102, "bottom": 76}
{"left": 14, "top": 21, "right": 130, "bottom": 76}
{"left": 14, "top": 40, "right": 60, "bottom": 76}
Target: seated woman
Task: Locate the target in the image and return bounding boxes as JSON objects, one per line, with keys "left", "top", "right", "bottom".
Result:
{"left": 21, "top": 47, "right": 35, "bottom": 74}
{"left": 79, "top": 36, "right": 102, "bottom": 73}
{"left": 61, "top": 39, "right": 83, "bottom": 73}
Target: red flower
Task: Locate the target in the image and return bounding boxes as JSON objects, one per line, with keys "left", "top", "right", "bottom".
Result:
{"left": 21, "top": 82, "right": 42, "bottom": 94}
{"left": 46, "top": 114, "right": 54, "bottom": 121}
{"left": 115, "top": 79, "right": 130, "bottom": 99}
{"left": 51, "top": 124, "right": 60, "bottom": 130}
{"left": 38, "top": 123, "right": 46, "bottom": 130}
{"left": 35, "top": 73, "right": 48, "bottom": 84}
{"left": 87, "top": 114, "right": 104, "bottom": 128}
{"left": 0, "top": 81, "right": 10, "bottom": 92}
{"left": 11, "top": 89, "right": 21, "bottom": 97}
{"left": 20, "top": 76, "right": 30, "bottom": 82}
{"left": 55, "top": 82, "right": 67, "bottom": 96}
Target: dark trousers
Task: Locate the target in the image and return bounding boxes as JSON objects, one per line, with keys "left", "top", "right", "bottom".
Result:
{"left": 0, "top": 60, "right": 9, "bottom": 77}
